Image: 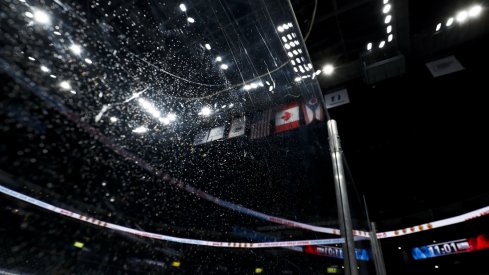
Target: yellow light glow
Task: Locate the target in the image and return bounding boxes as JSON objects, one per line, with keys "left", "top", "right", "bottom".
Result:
{"left": 327, "top": 267, "right": 338, "bottom": 273}
{"left": 73, "top": 241, "right": 84, "bottom": 248}
{"left": 171, "top": 261, "right": 181, "bottom": 267}
{"left": 255, "top": 267, "right": 263, "bottom": 273}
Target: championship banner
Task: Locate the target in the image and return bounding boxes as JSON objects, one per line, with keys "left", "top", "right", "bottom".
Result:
{"left": 207, "top": 126, "right": 225, "bottom": 142}
{"left": 193, "top": 130, "right": 209, "bottom": 145}
{"left": 228, "top": 117, "right": 246, "bottom": 138}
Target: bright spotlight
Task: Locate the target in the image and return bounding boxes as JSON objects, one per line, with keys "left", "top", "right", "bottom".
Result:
{"left": 69, "top": 44, "right": 82, "bottom": 55}
{"left": 215, "top": 56, "right": 222, "bottom": 62}
{"left": 220, "top": 64, "right": 228, "bottom": 70}
{"left": 367, "top": 42, "right": 373, "bottom": 50}
{"left": 187, "top": 17, "right": 195, "bottom": 23}
{"left": 159, "top": 117, "right": 170, "bottom": 125}
{"left": 138, "top": 98, "right": 160, "bottom": 118}
{"left": 59, "top": 81, "right": 71, "bottom": 90}
{"left": 40, "top": 65, "right": 50, "bottom": 72}
{"left": 388, "top": 34, "right": 393, "bottom": 42}
{"left": 435, "top": 23, "right": 441, "bottom": 31}
{"left": 469, "top": 5, "right": 482, "bottom": 17}
{"left": 84, "top": 58, "right": 93, "bottom": 64}
{"left": 110, "top": 117, "right": 118, "bottom": 122}
{"left": 132, "top": 126, "right": 148, "bottom": 134}
{"left": 33, "top": 9, "right": 51, "bottom": 25}
{"left": 167, "top": 113, "right": 177, "bottom": 121}
{"left": 456, "top": 10, "right": 468, "bottom": 23}
{"left": 379, "top": 40, "right": 386, "bottom": 48}
{"left": 387, "top": 25, "right": 392, "bottom": 33}
{"left": 179, "top": 3, "right": 187, "bottom": 12}
{"left": 277, "top": 26, "right": 284, "bottom": 32}
{"left": 383, "top": 4, "right": 391, "bottom": 14}
{"left": 200, "top": 106, "right": 212, "bottom": 116}
{"left": 205, "top": 43, "right": 211, "bottom": 50}
{"left": 446, "top": 17, "right": 454, "bottom": 26}
{"left": 385, "top": 15, "right": 392, "bottom": 24}
{"left": 322, "top": 64, "right": 334, "bottom": 75}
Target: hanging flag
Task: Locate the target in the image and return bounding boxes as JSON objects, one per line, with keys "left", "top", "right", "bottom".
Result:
{"left": 275, "top": 102, "right": 300, "bottom": 133}
{"left": 425, "top": 55, "right": 464, "bottom": 78}
{"left": 302, "top": 98, "right": 324, "bottom": 125}
{"left": 250, "top": 109, "right": 272, "bottom": 139}
{"left": 228, "top": 117, "right": 246, "bottom": 138}
{"left": 193, "top": 130, "right": 209, "bottom": 145}
{"left": 207, "top": 126, "right": 225, "bottom": 142}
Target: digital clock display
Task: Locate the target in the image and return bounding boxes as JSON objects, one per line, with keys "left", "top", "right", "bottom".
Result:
{"left": 411, "top": 233, "right": 489, "bottom": 260}
{"left": 411, "top": 239, "right": 471, "bottom": 260}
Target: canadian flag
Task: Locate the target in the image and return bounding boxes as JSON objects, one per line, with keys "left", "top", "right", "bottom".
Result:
{"left": 302, "top": 98, "right": 324, "bottom": 125}
{"left": 275, "top": 102, "right": 300, "bottom": 133}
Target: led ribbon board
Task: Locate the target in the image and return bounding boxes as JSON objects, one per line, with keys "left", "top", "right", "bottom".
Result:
{"left": 411, "top": 234, "right": 489, "bottom": 260}
{"left": 0, "top": 184, "right": 345, "bottom": 248}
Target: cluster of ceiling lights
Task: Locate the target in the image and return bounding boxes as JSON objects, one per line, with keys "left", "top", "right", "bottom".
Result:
{"left": 137, "top": 97, "right": 177, "bottom": 125}
{"left": 131, "top": 96, "right": 179, "bottom": 134}
{"left": 23, "top": 6, "right": 93, "bottom": 96}
{"left": 276, "top": 23, "right": 320, "bottom": 82}
{"left": 132, "top": 101, "right": 235, "bottom": 134}
{"left": 242, "top": 80, "right": 276, "bottom": 92}
{"left": 435, "top": 4, "right": 483, "bottom": 32}
{"left": 198, "top": 102, "right": 234, "bottom": 117}
{"left": 178, "top": 3, "right": 229, "bottom": 71}
{"left": 366, "top": 0, "right": 394, "bottom": 51}
{"left": 22, "top": 3, "right": 238, "bottom": 135}
{"left": 179, "top": 3, "right": 194, "bottom": 23}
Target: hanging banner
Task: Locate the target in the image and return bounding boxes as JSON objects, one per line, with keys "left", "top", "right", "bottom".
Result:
{"left": 325, "top": 89, "right": 349, "bottom": 109}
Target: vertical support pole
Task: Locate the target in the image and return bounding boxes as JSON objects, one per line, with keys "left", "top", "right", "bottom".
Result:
{"left": 327, "top": 119, "right": 359, "bottom": 275}
{"left": 370, "top": 222, "right": 387, "bottom": 275}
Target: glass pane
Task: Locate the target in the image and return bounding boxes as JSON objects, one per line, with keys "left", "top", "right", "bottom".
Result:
{"left": 0, "top": 0, "right": 378, "bottom": 274}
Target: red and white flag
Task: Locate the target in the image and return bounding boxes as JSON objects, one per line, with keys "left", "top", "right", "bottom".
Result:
{"left": 275, "top": 102, "right": 300, "bottom": 133}
{"left": 302, "top": 98, "right": 324, "bottom": 125}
